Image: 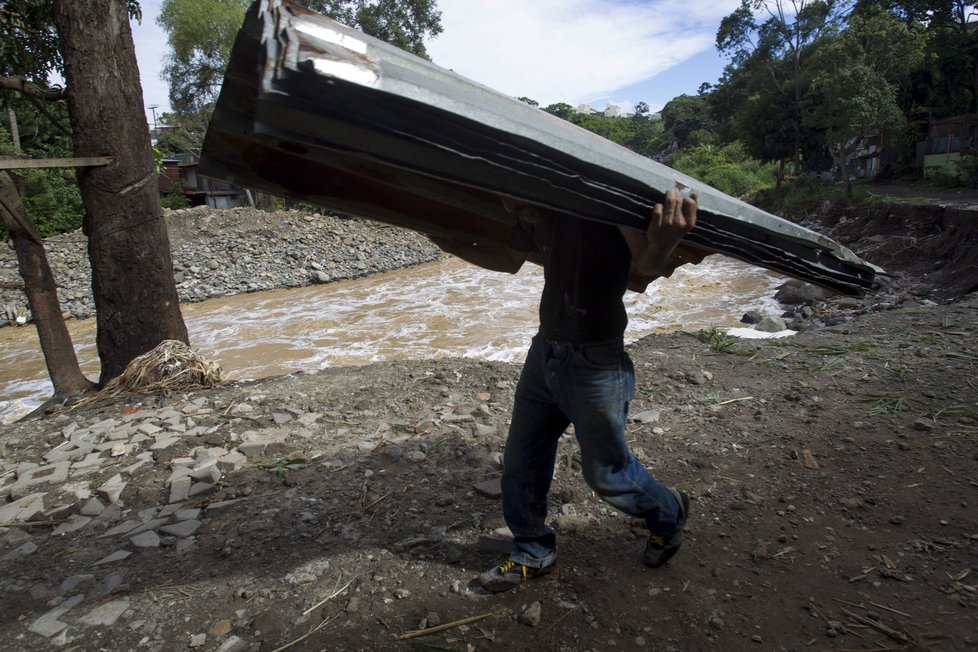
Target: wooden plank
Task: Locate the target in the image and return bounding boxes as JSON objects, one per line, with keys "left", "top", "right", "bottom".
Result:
{"left": 0, "top": 157, "right": 112, "bottom": 170}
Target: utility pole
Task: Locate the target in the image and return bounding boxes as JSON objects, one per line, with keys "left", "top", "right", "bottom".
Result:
{"left": 148, "top": 104, "right": 158, "bottom": 134}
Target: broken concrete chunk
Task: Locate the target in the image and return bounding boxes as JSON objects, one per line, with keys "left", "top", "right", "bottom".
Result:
{"left": 10, "top": 462, "right": 70, "bottom": 499}
{"left": 79, "top": 596, "right": 130, "bottom": 626}
{"left": 51, "top": 515, "right": 93, "bottom": 536}
{"left": 130, "top": 531, "right": 161, "bottom": 548}
{"left": 188, "top": 481, "right": 215, "bottom": 498}
{"left": 169, "top": 476, "right": 192, "bottom": 504}
{"left": 80, "top": 497, "right": 106, "bottom": 517}
{"left": 0, "top": 492, "right": 46, "bottom": 523}
{"left": 160, "top": 519, "right": 201, "bottom": 538}
{"left": 28, "top": 594, "right": 85, "bottom": 637}
{"left": 97, "top": 475, "right": 127, "bottom": 505}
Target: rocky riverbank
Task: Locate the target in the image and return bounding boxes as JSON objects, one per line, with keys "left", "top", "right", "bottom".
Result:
{"left": 0, "top": 206, "right": 442, "bottom": 325}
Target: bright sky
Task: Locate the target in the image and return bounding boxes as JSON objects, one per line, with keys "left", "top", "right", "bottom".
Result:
{"left": 130, "top": 0, "right": 738, "bottom": 124}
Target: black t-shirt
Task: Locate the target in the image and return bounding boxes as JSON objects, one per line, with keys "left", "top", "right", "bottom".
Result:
{"left": 517, "top": 213, "right": 631, "bottom": 344}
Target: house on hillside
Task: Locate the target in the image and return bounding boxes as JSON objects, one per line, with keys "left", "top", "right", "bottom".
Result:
{"left": 922, "top": 114, "right": 978, "bottom": 179}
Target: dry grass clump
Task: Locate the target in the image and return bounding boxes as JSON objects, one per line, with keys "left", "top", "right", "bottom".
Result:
{"left": 73, "top": 340, "right": 225, "bottom": 408}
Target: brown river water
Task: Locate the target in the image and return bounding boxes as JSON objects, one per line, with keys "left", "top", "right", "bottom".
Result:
{"left": 0, "top": 255, "right": 782, "bottom": 423}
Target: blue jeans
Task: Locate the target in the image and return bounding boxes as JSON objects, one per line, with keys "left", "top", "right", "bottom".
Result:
{"left": 502, "top": 334, "right": 682, "bottom": 568}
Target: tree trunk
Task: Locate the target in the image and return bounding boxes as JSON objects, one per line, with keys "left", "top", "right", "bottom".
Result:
{"left": 0, "top": 172, "right": 93, "bottom": 401}
{"left": 52, "top": 0, "right": 189, "bottom": 384}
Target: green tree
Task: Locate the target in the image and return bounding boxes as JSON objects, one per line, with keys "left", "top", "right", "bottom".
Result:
{"left": 543, "top": 102, "right": 574, "bottom": 119}
{"left": 716, "top": 0, "right": 845, "bottom": 172}
{"left": 660, "top": 93, "right": 714, "bottom": 147}
{"left": 804, "top": 63, "right": 905, "bottom": 196}
{"left": 154, "top": 106, "right": 213, "bottom": 155}
{"left": 157, "top": 0, "right": 249, "bottom": 113}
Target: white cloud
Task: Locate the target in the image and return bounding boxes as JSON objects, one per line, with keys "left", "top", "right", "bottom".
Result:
{"left": 426, "top": 0, "right": 740, "bottom": 108}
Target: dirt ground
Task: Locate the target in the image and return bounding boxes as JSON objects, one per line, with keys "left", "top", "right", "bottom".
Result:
{"left": 0, "top": 199, "right": 976, "bottom": 652}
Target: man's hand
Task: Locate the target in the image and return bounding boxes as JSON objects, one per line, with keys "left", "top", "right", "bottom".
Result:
{"left": 620, "top": 188, "right": 703, "bottom": 292}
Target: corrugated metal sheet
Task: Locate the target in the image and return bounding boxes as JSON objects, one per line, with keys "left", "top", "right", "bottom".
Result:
{"left": 200, "top": 0, "right": 883, "bottom": 294}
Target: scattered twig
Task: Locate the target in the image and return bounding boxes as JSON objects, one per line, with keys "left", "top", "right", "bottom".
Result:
{"left": 269, "top": 612, "right": 338, "bottom": 652}
{"left": 716, "top": 396, "right": 754, "bottom": 406}
{"left": 302, "top": 577, "right": 357, "bottom": 617}
{"left": 868, "top": 601, "right": 912, "bottom": 619}
{"left": 395, "top": 613, "right": 493, "bottom": 641}
{"left": 841, "top": 608, "right": 909, "bottom": 644}
{"left": 543, "top": 605, "right": 580, "bottom": 634}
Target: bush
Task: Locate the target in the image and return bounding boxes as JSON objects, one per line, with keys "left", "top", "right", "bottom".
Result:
{"left": 160, "top": 181, "right": 191, "bottom": 210}
{"left": 668, "top": 143, "right": 778, "bottom": 199}
{"left": 21, "top": 168, "right": 84, "bottom": 236}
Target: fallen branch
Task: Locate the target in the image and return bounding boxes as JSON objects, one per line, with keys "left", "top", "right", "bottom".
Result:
{"left": 395, "top": 612, "right": 492, "bottom": 641}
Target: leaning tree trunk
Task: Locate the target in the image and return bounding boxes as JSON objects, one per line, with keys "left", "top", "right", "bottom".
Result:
{"left": 52, "top": 0, "right": 189, "bottom": 384}
{"left": 0, "top": 172, "right": 93, "bottom": 402}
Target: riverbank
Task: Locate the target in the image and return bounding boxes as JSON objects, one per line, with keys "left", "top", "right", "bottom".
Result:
{"left": 0, "top": 206, "right": 442, "bottom": 324}
{"left": 1, "top": 202, "right": 977, "bottom": 650}
{"left": 0, "top": 288, "right": 975, "bottom": 650}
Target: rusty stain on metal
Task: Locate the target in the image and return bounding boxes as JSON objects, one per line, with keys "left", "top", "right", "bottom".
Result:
{"left": 201, "top": 0, "right": 883, "bottom": 294}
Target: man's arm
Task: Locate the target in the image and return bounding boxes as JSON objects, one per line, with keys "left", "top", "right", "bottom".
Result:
{"left": 620, "top": 188, "right": 702, "bottom": 293}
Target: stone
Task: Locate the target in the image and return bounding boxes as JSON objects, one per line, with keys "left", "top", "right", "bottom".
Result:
{"left": 52, "top": 514, "right": 93, "bottom": 536}
{"left": 29, "top": 594, "right": 85, "bottom": 637}
{"left": 0, "top": 492, "right": 46, "bottom": 523}
{"left": 130, "top": 531, "right": 161, "bottom": 548}
{"left": 756, "top": 315, "right": 788, "bottom": 333}
{"left": 150, "top": 435, "right": 181, "bottom": 450}
{"left": 3, "top": 541, "right": 38, "bottom": 560}
{"left": 136, "top": 421, "right": 162, "bottom": 435}
{"left": 166, "top": 466, "right": 193, "bottom": 485}
{"left": 631, "top": 410, "right": 660, "bottom": 424}
{"left": 80, "top": 596, "right": 130, "bottom": 626}
{"left": 160, "top": 519, "right": 201, "bottom": 538}
{"left": 519, "top": 601, "right": 542, "bottom": 627}
{"left": 97, "top": 475, "right": 127, "bottom": 504}
{"left": 92, "top": 549, "right": 132, "bottom": 566}
{"left": 174, "top": 508, "right": 201, "bottom": 521}
{"left": 188, "top": 482, "right": 215, "bottom": 497}
{"left": 98, "top": 520, "right": 140, "bottom": 538}
{"left": 208, "top": 619, "right": 232, "bottom": 637}
{"left": 473, "top": 478, "right": 503, "bottom": 498}
{"left": 272, "top": 412, "right": 293, "bottom": 425}
{"left": 110, "top": 443, "right": 131, "bottom": 457}
{"left": 0, "top": 525, "right": 32, "bottom": 547}
{"left": 189, "top": 633, "right": 207, "bottom": 648}
{"left": 128, "top": 518, "right": 170, "bottom": 536}
{"left": 474, "top": 423, "right": 498, "bottom": 437}
{"left": 190, "top": 459, "right": 222, "bottom": 483}
{"left": 217, "top": 450, "right": 247, "bottom": 472}
{"left": 73, "top": 452, "right": 104, "bottom": 471}
{"left": 169, "top": 476, "right": 192, "bottom": 504}
{"left": 10, "top": 462, "right": 70, "bottom": 498}
{"left": 215, "top": 635, "right": 248, "bottom": 652}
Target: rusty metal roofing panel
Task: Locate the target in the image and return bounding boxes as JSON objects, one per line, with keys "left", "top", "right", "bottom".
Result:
{"left": 200, "top": 0, "right": 883, "bottom": 294}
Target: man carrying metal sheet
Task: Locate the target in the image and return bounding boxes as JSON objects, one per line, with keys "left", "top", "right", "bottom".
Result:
{"left": 479, "top": 189, "right": 700, "bottom": 592}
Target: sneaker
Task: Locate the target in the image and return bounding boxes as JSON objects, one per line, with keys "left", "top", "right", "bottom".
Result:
{"left": 643, "top": 488, "right": 690, "bottom": 568}
{"left": 478, "top": 558, "right": 554, "bottom": 592}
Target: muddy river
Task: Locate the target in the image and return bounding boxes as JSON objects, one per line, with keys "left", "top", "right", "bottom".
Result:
{"left": 0, "top": 255, "right": 783, "bottom": 423}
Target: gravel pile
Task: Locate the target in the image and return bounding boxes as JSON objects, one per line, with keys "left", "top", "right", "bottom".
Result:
{"left": 0, "top": 206, "right": 442, "bottom": 324}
